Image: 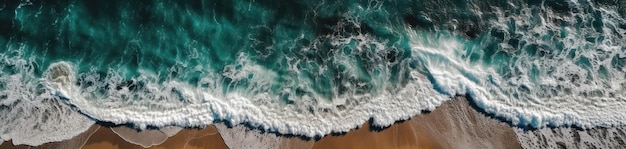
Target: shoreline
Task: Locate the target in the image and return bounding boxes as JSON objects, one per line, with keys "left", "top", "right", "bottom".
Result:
{"left": 3, "top": 96, "right": 624, "bottom": 148}
{"left": 1, "top": 96, "right": 527, "bottom": 149}
{"left": 5, "top": 96, "right": 625, "bottom": 148}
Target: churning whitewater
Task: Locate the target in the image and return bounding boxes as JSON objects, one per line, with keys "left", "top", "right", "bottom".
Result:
{"left": 1, "top": 0, "right": 626, "bottom": 146}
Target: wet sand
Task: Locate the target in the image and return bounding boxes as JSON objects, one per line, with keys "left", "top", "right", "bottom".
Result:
{"left": 1, "top": 97, "right": 522, "bottom": 149}
{"left": 312, "top": 97, "right": 521, "bottom": 149}
{"left": 311, "top": 120, "right": 443, "bottom": 149}
{"left": 1, "top": 125, "right": 101, "bottom": 149}
{"left": 81, "top": 125, "right": 229, "bottom": 149}
{"left": 0, "top": 125, "right": 229, "bottom": 149}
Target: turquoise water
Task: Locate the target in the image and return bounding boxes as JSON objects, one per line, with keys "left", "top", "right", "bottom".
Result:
{"left": 6, "top": 0, "right": 420, "bottom": 100}
{"left": 1, "top": 0, "right": 626, "bottom": 145}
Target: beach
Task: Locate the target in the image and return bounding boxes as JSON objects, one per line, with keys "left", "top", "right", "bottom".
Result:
{"left": 3, "top": 0, "right": 626, "bottom": 148}
{"left": 3, "top": 96, "right": 622, "bottom": 148}
{"left": 1, "top": 97, "right": 525, "bottom": 149}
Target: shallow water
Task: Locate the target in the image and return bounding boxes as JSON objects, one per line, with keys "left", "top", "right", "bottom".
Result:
{"left": 1, "top": 0, "right": 625, "bottom": 146}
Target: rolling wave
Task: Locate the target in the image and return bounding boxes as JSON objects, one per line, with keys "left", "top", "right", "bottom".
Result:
{"left": 1, "top": 0, "right": 625, "bottom": 145}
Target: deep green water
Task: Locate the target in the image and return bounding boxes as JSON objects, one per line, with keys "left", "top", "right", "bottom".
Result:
{"left": 1, "top": 0, "right": 626, "bottom": 145}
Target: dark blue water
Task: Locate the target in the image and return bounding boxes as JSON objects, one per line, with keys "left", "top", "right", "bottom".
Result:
{"left": 1, "top": 0, "right": 625, "bottom": 146}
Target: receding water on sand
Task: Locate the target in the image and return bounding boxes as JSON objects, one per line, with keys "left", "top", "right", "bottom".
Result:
{"left": 1, "top": 0, "right": 626, "bottom": 147}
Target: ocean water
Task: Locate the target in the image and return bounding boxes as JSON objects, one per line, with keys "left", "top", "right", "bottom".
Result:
{"left": 1, "top": 0, "right": 625, "bottom": 146}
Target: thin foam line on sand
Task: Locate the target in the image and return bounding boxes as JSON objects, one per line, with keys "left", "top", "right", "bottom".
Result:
{"left": 2, "top": 96, "right": 523, "bottom": 149}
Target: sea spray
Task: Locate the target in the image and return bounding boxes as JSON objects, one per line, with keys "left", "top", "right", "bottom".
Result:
{"left": 1, "top": 0, "right": 625, "bottom": 145}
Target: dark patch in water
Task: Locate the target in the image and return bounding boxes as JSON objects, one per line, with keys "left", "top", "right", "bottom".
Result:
{"left": 314, "top": 16, "right": 342, "bottom": 35}
{"left": 368, "top": 118, "right": 410, "bottom": 132}
{"left": 0, "top": 0, "right": 20, "bottom": 38}
{"left": 462, "top": 23, "right": 481, "bottom": 38}
{"left": 115, "top": 80, "right": 145, "bottom": 92}
{"left": 403, "top": 14, "right": 433, "bottom": 29}
{"left": 545, "top": 1, "right": 572, "bottom": 15}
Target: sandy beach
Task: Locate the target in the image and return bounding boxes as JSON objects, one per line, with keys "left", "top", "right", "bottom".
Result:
{"left": 313, "top": 97, "right": 521, "bottom": 149}
{"left": 1, "top": 97, "right": 523, "bottom": 149}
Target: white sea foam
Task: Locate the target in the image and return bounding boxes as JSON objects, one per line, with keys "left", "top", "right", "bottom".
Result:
{"left": 0, "top": 51, "right": 93, "bottom": 146}
{"left": 28, "top": 15, "right": 448, "bottom": 139}
{"left": 515, "top": 127, "right": 626, "bottom": 148}
{"left": 3, "top": 1, "right": 626, "bottom": 146}
{"left": 47, "top": 59, "right": 447, "bottom": 138}
{"left": 413, "top": 0, "right": 626, "bottom": 129}
{"left": 111, "top": 127, "right": 170, "bottom": 148}
{"left": 216, "top": 124, "right": 283, "bottom": 149}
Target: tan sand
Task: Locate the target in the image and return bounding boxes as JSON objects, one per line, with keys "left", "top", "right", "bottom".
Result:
{"left": 110, "top": 126, "right": 171, "bottom": 148}
{"left": 313, "top": 121, "right": 443, "bottom": 149}
{"left": 312, "top": 97, "right": 521, "bottom": 149}
{"left": 0, "top": 125, "right": 100, "bottom": 149}
{"left": 81, "top": 125, "right": 229, "bottom": 149}
{"left": 409, "top": 97, "right": 522, "bottom": 149}
{"left": 1, "top": 96, "right": 522, "bottom": 149}
{"left": 214, "top": 124, "right": 315, "bottom": 149}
